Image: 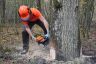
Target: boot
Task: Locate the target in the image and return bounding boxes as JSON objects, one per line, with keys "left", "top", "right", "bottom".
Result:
{"left": 21, "top": 48, "right": 28, "bottom": 54}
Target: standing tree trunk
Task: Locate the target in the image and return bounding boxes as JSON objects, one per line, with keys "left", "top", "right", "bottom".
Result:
{"left": 0, "top": 0, "right": 5, "bottom": 31}
{"left": 36, "top": 0, "right": 41, "bottom": 11}
{"left": 79, "top": 0, "right": 94, "bottom": 39}
{"left": 0, "top": 0, "right": 5, "bottom": 23}
{"left": 50, "top": 0, "right": 80, "bottom": 61}
{"left": 78, "top": 0, "right": 95, "bottom": 56}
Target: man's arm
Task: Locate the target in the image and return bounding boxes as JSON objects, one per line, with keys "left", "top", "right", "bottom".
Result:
{"left": 21, "top": 21, "right": 36, "bottom": 40}
{"left": 25, "top": 26, "right": 36, "bottom": 40}
{"left": 39, "top": 16, "right": 49, "bottom": 34}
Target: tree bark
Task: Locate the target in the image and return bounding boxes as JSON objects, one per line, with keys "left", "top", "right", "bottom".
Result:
{"left": 0, "top": 0, "right": 5, "bottom": 32}
{"left": 0, "top": 0, "right": 5, "bottom": 24}
{"left": 36, "top": 0, "right": 41, "bottom": 11}
{"left": 79, "top": 0, "right": 95, "bottom": 56}
{"left": 79, "top": 0, "right": 94, "bottom": 39}
{"left": 50, "top": 0, "right": 80, "bottom": 61}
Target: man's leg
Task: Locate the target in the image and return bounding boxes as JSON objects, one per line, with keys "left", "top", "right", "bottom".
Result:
{"left": 21, "top": 30, "right": 29, "bottom": 54}
{"left": 21, "top": 22, "right": 35, "bottom": 54}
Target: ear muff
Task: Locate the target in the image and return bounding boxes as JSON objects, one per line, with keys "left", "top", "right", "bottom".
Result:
{"left": 18, "top": 8, "right": 33, "bottom": 21}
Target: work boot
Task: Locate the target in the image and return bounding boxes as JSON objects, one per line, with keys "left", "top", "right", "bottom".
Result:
{"left": 21, "top": 48, "right": 28, "bottom": 54}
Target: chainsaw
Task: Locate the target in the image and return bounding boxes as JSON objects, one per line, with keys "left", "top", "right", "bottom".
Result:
{"left": 35, "top": 34, "right": 49, "bottom": 46}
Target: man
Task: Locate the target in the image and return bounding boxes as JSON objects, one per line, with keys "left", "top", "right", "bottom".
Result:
{"left": 18, "top": 5, "right": 50, "bottom": 54}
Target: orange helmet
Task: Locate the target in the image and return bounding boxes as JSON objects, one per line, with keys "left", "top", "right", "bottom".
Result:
{"left": 18, "top": 5, "right": 30, "bottom": 21}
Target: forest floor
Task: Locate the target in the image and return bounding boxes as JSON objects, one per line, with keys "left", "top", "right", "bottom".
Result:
{"left": 0, "top": 21, "right": 96, "bottom": 64}
{"left": 0, "top": 25, "right": 55, "bottom": 64}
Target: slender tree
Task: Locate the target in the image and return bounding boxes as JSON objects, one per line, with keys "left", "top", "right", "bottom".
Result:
{"left": 36, "top": 0, "right": 41, "bottom": 11}
{"left": 0, "top": 0, "right": 5, "bottom": 31}
{"left": 79, "top": 0, "right": 94, "bottom": 39}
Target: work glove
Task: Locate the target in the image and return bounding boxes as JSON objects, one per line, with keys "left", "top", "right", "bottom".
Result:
{"left": 31, "top": 35, "right": 36, "bottom": 41}
{"left": 44, "top": 33, "right": 50, "bottom": 39}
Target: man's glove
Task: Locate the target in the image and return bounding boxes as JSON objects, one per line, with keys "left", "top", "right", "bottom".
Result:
{"left": 31, "top": 35, "right": 36, "bottom": 41}
{"left": 44, "top": 33, "right": 50, "bottom": 40}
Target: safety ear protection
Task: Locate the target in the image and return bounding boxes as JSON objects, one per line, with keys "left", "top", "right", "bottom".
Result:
{"left": 18, "top": 7, "right": 35, "bottom": 21}
{"left": 18, "top": 8, "right": 32, "bottom": 21}
{"left": 18, "top": 8, "right": 32, "bottom": 16}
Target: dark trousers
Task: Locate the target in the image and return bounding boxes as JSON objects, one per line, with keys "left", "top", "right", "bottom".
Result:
{"left": 22, "top": 20, "right": 47, "bottom": 50}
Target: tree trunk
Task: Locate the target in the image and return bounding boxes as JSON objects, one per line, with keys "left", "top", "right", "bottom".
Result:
{"left": 79, "top": 0, "right": 95, "bottom": 56}
{"left": 50, "top": 0, "right": 80, "bottom": 61}
{"left": 36, "top": 0, "right": 41, "bottom": 11}
{"left": 79, "top": 0, "right": 94, "bottom": 39}
{"left": 0, "top": 0, "right": 5, "bottom": 23}
{"left": 0, "top": 0, "right": 5, "bottom": 31}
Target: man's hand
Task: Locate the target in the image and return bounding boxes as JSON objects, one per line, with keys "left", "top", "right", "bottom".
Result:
{"left": 45, "top": 33, "right": 50, "bottom": 39}
{"left": 31, "top": 35, "right": 37, "bottom": 41}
